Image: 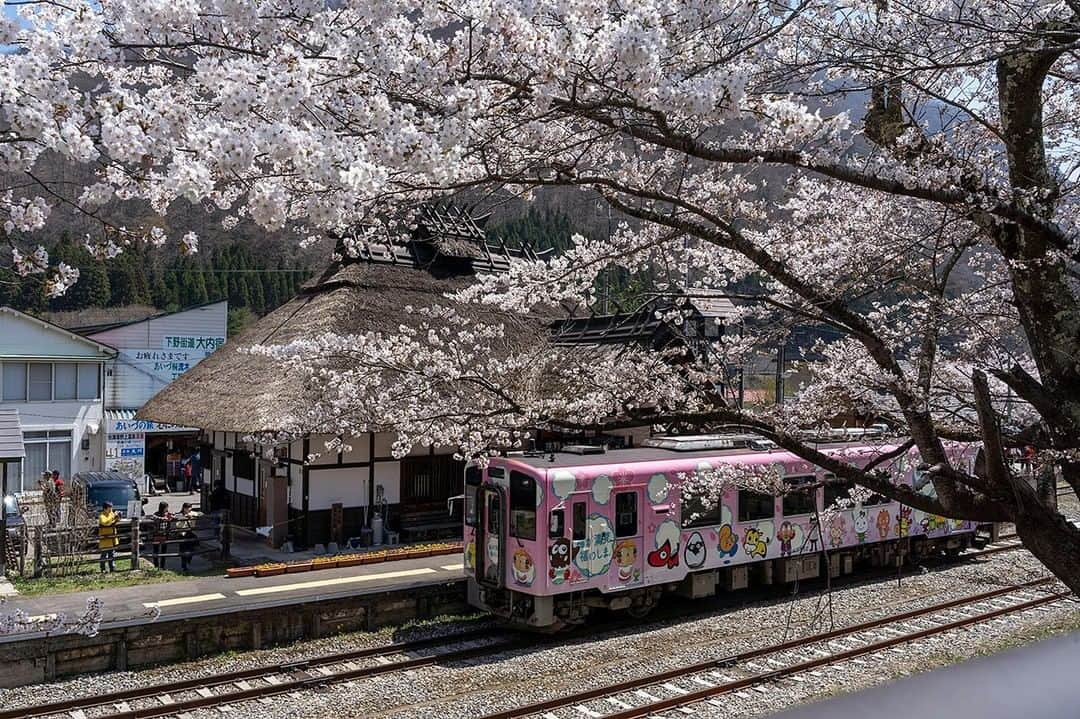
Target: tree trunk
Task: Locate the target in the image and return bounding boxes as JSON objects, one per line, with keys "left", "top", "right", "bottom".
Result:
{"left": 1013, "top": 501, "right": 1080, "bottom": 595}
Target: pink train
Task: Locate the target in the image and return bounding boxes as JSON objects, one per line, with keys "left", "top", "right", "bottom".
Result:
{"left": 463, "top": 435, "right": 984, "bottom": 629}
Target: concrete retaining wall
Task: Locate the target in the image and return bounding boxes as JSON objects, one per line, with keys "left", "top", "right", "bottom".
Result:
{"left": 0, "top": 579, "right": 468, "bottom": 688}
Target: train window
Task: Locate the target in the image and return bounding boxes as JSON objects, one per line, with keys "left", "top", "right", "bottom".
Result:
{"left": 782, "top": 475, "right": 816, "bottom": 516}
{"left": 465, "top": 488, "right": 479, "bottom": 527}
{"left": 615, "top": 492, "right": 638, "bottom": 537}
{"left": 509, "top": 471, "right": 537, "bottom": 540}
{"left": 822, "top": 475, "right": 848, "bottom": 507}
{"left": 737, "top": 490, "right": 774, "bottom": 522}
{"left": 682, "top": 494, "right": 724, "bottom": 528}
{"left": 824, "top": 477, "right": 888, "bottom": 507}
{"left": 550, "top": 508, "right": 565, "bottom": 538}
{"left": 465, "top": 465, "right": 482, "bottom": 486}
{"left": 572, "top": 502, "right": 586, "bottom": 540}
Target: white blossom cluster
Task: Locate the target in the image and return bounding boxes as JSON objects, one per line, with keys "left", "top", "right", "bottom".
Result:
{"left": 0, "top": 1, "right": 1076, "bottom": 545}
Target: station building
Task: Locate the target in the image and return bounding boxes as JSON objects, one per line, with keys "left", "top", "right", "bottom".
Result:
{"left": 137, "top": 209, "right": 741, "bottom": 550}
{"left": 138, "top": 208, "right": 556, "bottom": 549}
{"left": 75, "top": 301, "right": 228, "bottom": 487}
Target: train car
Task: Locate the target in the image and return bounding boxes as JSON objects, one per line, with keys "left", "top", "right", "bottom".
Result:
{"left": 463, "top": 434, "right": 982, "bottom": 629}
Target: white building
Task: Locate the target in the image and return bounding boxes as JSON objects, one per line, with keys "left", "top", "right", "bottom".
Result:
{"left": 0, "top": 307, "right": 116, "bottom": 494}
{"left": 76, "top": 301, "right": 228, "bottom": 484}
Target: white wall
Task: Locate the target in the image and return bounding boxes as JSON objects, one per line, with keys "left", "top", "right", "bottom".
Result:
{"left": 344, "top": 437, "right": 370, "bottom": 463}
{"left": 307, "top": 466, "right": 368, "bottom": 510}
{"left": 373, "top": 462, "right": 401, "bottom": 504}
{"left": 0, "top": 309, "right": 114, "bottom": 360}
{"left": 289, "top": 466, "right": 303, "bottom": 510}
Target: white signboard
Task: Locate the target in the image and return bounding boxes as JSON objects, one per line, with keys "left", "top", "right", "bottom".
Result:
{"left": 105, "top": 422, "right": 145, "bottom": 479}
{"left": 119, "top": 335, "right": 225, "bottom": 382}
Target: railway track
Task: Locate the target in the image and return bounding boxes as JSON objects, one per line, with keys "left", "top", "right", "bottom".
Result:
{"left": 481, "top": 576, "right": 1070, "bottom": 719}
{"left": 0, "top": 628, "right": 526, "bottom": 719}
{"left": 1, "top": 535, "right": 1029, "bottom": 719}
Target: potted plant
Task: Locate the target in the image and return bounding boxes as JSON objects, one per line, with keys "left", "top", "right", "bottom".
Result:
{"left": 226, "top": 565, "right": 256, "bottom": 578}
{"left": 313, "top": 556, "right": 339, "bottom": 570}
{"left": 410, "top": 544, "right": 433, "bottom": 558}
{"left": 255, "top": 562, "right": 287, "bottom": 577}
{"left": 286, "top": 559, "right": 314, "bottom": 573}
{"left": 337, "top": 553, "right": 365, "bottom": 568}
{"left": 360, "top": 550, "right": 387, "bottom": 565}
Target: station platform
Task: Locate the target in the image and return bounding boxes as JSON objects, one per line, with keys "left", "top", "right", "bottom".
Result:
{"left": 0, "top": 551, "right": 466, "bottom": 639}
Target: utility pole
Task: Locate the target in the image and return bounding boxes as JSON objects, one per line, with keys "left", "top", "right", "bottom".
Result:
{"left": 775, "top": 341, "right": 786, "bottom": 405}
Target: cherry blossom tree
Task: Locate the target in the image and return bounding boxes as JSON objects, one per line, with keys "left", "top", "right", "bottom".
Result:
{"left": 2, "top": 0, "right": 1080, "bottom": 589}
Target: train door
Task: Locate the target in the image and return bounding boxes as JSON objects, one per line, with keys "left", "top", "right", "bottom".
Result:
{"left": 569, "top": 497, "right": 590, "bottom": 585}
{"left": 476, "top": 484, "right": 505, "bottom": 587}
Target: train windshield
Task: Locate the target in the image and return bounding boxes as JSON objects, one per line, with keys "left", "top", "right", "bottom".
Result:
{"left": 509, "top": 471, "right": 536, "bottom": 540}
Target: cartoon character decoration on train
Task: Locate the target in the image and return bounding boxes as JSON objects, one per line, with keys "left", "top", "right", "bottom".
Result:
{"left": 614, "top": 540, "right": 640, "bottom": 583}
{"left": 920, "top": 513, "right": 949, "bottom": 535}
{"left": 574, "top": 514, "right": 615, "bottom": 577}
{"left": 876, "top": 509, "right": 891, "bottom": 539}
{"left": 592, "top": 474, "right": 613, "bottom": 505}
{"left": 717, "top": 524, "right": 739, "bottom": 561}
{"left": 743, "top": 527, "right": 770, "bottom": 558}
{"left": 806, "top": 523, "right": 822, "bottom": 552}
{"left": 647, "top": 520, "right": 681, "bottom": 569}
{"left": 647, "top": 473, "right": 670, "bottom": 504}
{"left": 951, "top": 517, "right": 967, "bottom": 532}
{"left": 548, "top": 538, "right": 572, "bottom": 585}
{"left": 464, "top": 539, "right": 476, "bottom": 571}
{"left": 684, "top": 531, "right": 707, "bottom": 569}
{"left": 853, "top": 510, "right": 869, "bottom": 544}
{"left": 776, "top": 521, "right": 797, "bottom": 557}
{"left": 895, "top": 506, "right": 913, "bottom": 537}
{"left": 828, "top": 515, "right": 847, "bottom": 548}
{"left": 512, "top": 548, "right": 535, "bottom": 586}
{"left": 551, "top": 469, "right": 577, "bottom": 502}
{"left": 484, "top": 535, "right": 501, "bottom": 582}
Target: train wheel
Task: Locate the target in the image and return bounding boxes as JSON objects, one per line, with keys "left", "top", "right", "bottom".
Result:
{"left": 626, "top": 603, "right": 654, "bottom": 619}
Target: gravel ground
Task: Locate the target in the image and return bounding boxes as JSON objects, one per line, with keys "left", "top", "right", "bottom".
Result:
{"left": 4, "top": 527, "right": 1077, "bottom": 719}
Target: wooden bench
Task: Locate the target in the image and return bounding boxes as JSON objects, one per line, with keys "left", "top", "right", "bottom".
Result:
{"left": 399, "top": 505, "right": 460, "bottom": 542}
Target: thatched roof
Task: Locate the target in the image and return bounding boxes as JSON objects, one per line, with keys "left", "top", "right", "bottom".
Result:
{"left": 138, "top": 252, "right": 554, "bottom": 433}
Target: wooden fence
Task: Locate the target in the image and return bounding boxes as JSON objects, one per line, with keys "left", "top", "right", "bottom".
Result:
{"left": 25, "top": 513, "right": 231, "bottom": 578}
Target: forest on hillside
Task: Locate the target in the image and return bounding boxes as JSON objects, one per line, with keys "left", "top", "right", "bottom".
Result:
{"left": 0, "top": 234, "right": 312, "bottom": 332}
{"left": 0, "top": 207, "right": 656, "bottom": 333}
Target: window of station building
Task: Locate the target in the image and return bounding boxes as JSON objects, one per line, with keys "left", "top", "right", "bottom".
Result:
{"left": 572, "top": 502, "right": 586, "bottom": 540}
{"left": 2, "top": 362, "right": 26, "bottom": 401}
{"left": 28, "top": 363, "right": 51, "bottom": 401}
{"left": 0, "top": 361, "right": 100, "bottom": 402}
{"left": 53, "top": 363, "right": 77, "bottom": 400}
{"left": 781, "top": 475, "right": 817, "bottom": 516}
{"left": 23, "top": 430, "right": 72, "bottom": 483}
{"left": 509, "top": 471, "right": 537, "bottom": 540}
{"left": 737, "top": 489, "right": 775, "bottom": 522}
{"left": 615, "top": 492, "right": 638, "bottom": 537}
{"left": 682, "top": 493, "right": 724, "bottom": 528}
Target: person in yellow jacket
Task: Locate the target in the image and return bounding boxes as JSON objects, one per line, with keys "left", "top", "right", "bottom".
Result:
{"left": 98, "top": 501, "right": 120, "bottom": 572}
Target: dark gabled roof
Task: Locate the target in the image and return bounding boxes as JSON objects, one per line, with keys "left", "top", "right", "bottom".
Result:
{"left": 554, "top": 291, "right": 735, "bottom": 349}
{"left": 340, "top": 205, "right": 552, "bottom": 274}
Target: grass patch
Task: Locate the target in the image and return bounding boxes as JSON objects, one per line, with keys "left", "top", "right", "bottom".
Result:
{"left": 7, "top": 559, "right": 221, "bottom": 597}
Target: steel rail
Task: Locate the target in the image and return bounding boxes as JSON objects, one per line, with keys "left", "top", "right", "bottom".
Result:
{"left": 0, "top": 627, "right": 508, "bottom": 719}
{"left": 5, "top": 536, "right": 1025, "bottom": 719}
{"left": 482, "top": 577, "right": 1061, "bottom": 719}
{"left": 602, "top": 590, "right": 1069, "bottom": 719}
